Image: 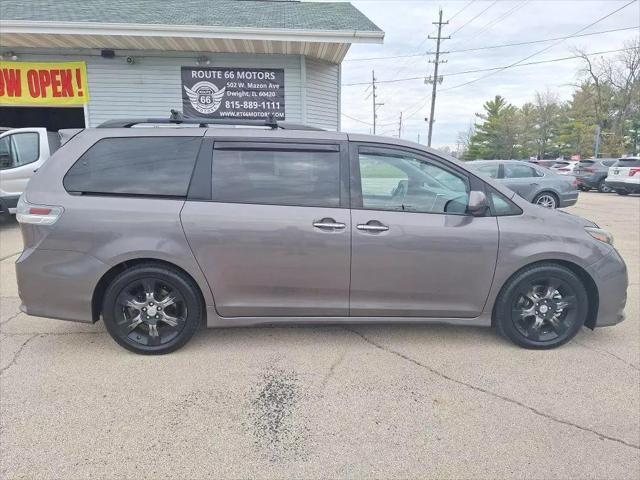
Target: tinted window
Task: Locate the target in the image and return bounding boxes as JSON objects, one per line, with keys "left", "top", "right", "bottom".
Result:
{"left": 602, "top": 160, "right": 616, "bottom": 167}
{"left": 578, "top": 160, "right": 595, "bottom": 167}
{"left": 0, "top": 132, "right": 39, "bottom": 170}
{"left": 504, "top": 163, "right": 542, "bottom": 178}
{"left": 64, "top": 137, "right": 201, "bottom": 196}
{"left": 613, "top": 158, "right": 640, "bottom": 167}
{"left": 211, "top": 148, "right": 340, "bottom": 207}
{"left": 358, "top": 150, "right": 469, "bottom": 214}
{"left": 472, "top": 163, "right": 499, "bottom": 178}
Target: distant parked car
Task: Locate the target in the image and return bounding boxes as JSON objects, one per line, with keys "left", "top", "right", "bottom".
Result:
{"left": 0, "top": 128, "right": 61, "bottom": 219}
{"left": 550, "top": 160, "right": 579, "bottom": 175}
{"left": 605, "top": 157, "right": 640, "bottom": 195}
{"left": 574, "top": 159, "right": 617, "bottom": 193}
{"left": 528, "top": 159, "right": 558, "bottom": 168}
{"left": 469, "top": 160, "right": 578, "bottom": 209}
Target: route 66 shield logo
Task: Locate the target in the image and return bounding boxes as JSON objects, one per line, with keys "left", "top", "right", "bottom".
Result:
{"left": 183, "top": 81, "right": 226, "bottom": 115}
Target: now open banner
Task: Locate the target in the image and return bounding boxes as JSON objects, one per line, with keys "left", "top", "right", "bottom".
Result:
{"left": 0, "top": 61, "right": 90, "bottom": 106}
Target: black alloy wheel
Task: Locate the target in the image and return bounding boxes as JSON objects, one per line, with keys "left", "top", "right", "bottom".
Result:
{"left": 495, "top": 263, "right": 588, "bottom": 349}
{"left": 103, "top": 264, "right": 202, "bottom": 354}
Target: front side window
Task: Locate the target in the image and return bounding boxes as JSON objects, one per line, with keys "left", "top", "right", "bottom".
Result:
{"left": 211, "top": 148, "right": 340, "bottom": 207}
{"left": 64, "top": 137, "right": 201, "bottom": 196}
{"left": 504, "top": 163, "right": 541, "bottom": 179}
{"left": 358, "top": 150, "right": 469, "bottom": 214}
{"left": 0, "top": 133, "right": 40, "bottom": 170}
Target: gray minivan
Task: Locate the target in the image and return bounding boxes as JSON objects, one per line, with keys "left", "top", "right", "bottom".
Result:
{"left": 15, "top": 117, "right": 628, "bottom": 354}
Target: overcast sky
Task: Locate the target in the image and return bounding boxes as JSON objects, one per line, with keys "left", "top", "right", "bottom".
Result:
{"left": 336, "top": 0, "right": 639, "bottom": 149}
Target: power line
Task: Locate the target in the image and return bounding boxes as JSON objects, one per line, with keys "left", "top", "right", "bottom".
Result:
{"left": 342, "top": 47, "right": 633, "bottom": 87}
{"left": 449, "top": 0, "right": 499, "bottom": 37}
{"left": 341, "top": 46, "right": 634, "bottom": 128}
{"left": 460, "top": 0, "right": 530, "bottom": 43}
{"left": 447, "top": 0, "right": 476, "bottom": 22}
{"left": 343, "top": 26, "right": 638, "bottom": 63}
{"left": 439, "top": 0, "right": 638, "bottom": 92}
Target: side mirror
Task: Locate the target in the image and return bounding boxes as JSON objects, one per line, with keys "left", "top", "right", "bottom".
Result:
{"left": 467, "top": 191, "right": 489, "bottom": 217}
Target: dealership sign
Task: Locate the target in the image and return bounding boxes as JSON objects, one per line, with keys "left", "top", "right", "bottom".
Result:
{"left": 181, "top": 67, "right": 284, "bottom": 120}
{"left": 0, "top": 61, "right": 90, "bottom": 106}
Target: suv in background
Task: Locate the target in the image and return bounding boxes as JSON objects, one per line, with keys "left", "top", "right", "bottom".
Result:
{"left": 468, "top": 160, "right": 578, "bottom": 209}
{"left": 0, "top": 128, "right": 60, "bottom": 219}
{"left": 15, "top": 117, "right": 627, "bottom": 354}
{"left": 574, "top": 159, "right": 617, "bottom": 193}
{"left": 605, "top": 157, "right": 640, "bottom": 195}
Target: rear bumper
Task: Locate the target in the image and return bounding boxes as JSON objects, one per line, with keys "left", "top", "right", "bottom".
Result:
{"left": 559, "top": 190, "right": 579, "bottom": 207}
{"left": 604, "top": 179, "right": 640, "bottom": 193}
{"left": 16, "top": 248, "right": 108, "bottom": 323}
{"left": 575, "top": 175, "right": 601, "bottom": 189}
{"left": 586, "top": 249, "right": 628, "bottom": 327}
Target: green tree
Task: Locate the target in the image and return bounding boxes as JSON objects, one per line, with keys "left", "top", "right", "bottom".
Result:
{"left": 465, "top": 95, "right": 518, "bottom": 159}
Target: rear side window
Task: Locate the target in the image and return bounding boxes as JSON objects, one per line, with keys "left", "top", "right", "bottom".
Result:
{"left": 613, "top": 158, "right": 640, "bottom": 167}
{"left": 211, "top": 148, "right": 340, "bottom": 207}
{"left": 47, "top": 132, "right": 61, "bottom": 154}
{"left": 64, "top": 137, "right": 201, "bottom": 196}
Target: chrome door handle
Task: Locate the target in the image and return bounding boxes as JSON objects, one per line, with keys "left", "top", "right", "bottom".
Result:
{"left": 313, "top": 220, "right": 346, "bottom": 229}
{"left": 357, "top": 224, "right": 389, "bottom": 232}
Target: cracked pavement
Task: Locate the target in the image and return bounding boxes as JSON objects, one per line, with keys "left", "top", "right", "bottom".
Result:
{"left": 1, "top": 192, "right": 639, "bottom": 479}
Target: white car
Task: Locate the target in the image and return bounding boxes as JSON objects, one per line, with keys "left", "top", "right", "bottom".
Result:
{"left": 0, "top": 128, "right": 60, "bottom": 218}
{"left": 550, "top": 160, "right": 579, "bottom": 175}
{"left": 605, "top": 157, "right": 640, "bottom": 195}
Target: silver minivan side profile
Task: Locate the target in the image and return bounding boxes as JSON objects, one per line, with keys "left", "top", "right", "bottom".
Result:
{"left": 15, "top": 121, "right": 628, "bottom": 354}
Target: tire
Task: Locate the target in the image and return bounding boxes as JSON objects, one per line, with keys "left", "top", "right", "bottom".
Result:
{"left": 578, "top": 185, "right": 590, "bottom": 192}
{"left": 616, "top": 190, "right": 629, "bottom": 196}
{"left": 102, "top": 263, "right": 202, "bottom": 354}
{"left": 494, "top": 263, "right": 588, "bottom": 349}
{"left": 597, "top": 179, "right": 612, "bottom": 193}
{"left": 533, "top": 192, "right": 558, "bottom": 209}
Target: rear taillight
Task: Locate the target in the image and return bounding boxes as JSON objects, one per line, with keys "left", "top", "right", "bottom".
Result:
{"left": 572, "top": 178, "right": 578, "bottom": 188}
{"left": 629, "top": 168, "right": 640, "bottom": 177}
{"left": 16, "top": 196, "right": 63, "bottom": 225}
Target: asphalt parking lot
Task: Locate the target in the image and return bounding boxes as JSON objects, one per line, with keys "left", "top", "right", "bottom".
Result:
{"left": 1, "top": 192, "right": 638, "bottom": 479}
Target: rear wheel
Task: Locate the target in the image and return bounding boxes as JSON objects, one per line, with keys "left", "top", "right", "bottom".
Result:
{"left": 495, "top": 263, "right": 588, "bottom": 349}
{"left": 578, "top": 185, "right": 590, "bottom": 192}
{"left": 597, "top": 179, "right": 612, "bottom": 193}
{"left": 616, "top": 190, "right": 629, "bottom": 196}
{"left": 533, "top": 192, "right": 558, "bottom": 209}
{"left": 102, "top": 263, "right": 202, "bottom": 354}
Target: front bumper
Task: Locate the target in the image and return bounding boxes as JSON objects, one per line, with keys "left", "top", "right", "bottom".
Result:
{"left": 586, "top": 249, "right": 628, "bottom": 327}
{"left": 16, "top": 247, "right": 108, "bottom": 323}
{"left": 0, "top": 195, "right": 19, "bottom": 214}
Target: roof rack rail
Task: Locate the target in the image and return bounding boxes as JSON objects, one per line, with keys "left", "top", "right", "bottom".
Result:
{"left": 97, "top": 109, "right": 324, "bottom": 131}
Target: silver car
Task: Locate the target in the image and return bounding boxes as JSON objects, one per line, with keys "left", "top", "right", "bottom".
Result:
{"left": 469, "top": 160, "right": 579, "bottom": 209}
{"left": 15, "top": 117, "right": 627, "bottom": 354}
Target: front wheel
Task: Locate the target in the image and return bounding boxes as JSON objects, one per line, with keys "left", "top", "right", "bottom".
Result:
{"left": 102, "top": 263, "right": 202, "bottom": 354}
{"left": 616, "top": 190, "right": 629, "bottom": 196}
{"left": 495, "top": 263, "right": 588, "bottom": 349}
{"left": 533, "top": 192, "right": 558, "bottom": 209}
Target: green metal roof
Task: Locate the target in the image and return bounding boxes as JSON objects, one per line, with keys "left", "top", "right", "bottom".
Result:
{"left": 0, "top": 0, "right": 382, "bottom": 32}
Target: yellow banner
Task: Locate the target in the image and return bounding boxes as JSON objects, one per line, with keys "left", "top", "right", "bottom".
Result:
{"left": 0, "top": 61, "right": 90, "bottom": 106}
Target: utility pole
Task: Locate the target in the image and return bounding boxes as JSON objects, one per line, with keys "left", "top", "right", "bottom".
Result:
{"left": 398, "top": 111, "right": 403, "bottom": 138}
{"left": 371, "top": 70, "right": 384, "bottom": 134}
{"left": 425, "top": 8, "right": 449, "bottom": 147}
{"left": 594, "top": 125, "right": 601, "bottom": 158}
